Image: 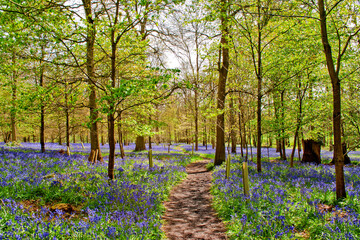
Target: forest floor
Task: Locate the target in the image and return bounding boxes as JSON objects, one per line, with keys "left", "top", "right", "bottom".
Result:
{"left": 162, "top": 160, "right": 227, "bottom": 240}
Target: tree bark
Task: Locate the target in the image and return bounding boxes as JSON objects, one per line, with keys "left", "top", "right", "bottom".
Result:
{"left": 204, "top": 117, "right": 208, "bottom": 149}
{"left": 229, "top": 97, "right": 237, "bottom": 153}
{"left": 107, "top": 1, "right": 122, "bottom": 179}
{"left": 318, "top": 0, "right": 346, "bottom": 199}
{"left": 194, "top": 87, "right": 199, "bottom": 151}
{"left": 40, "top": 46, "right": 45, "bottom": 153}
{"left": 290, "top": 80, "right": 303, "bottom": 167}
{"left": 214, "top": 0, "right": 229, "bottom": 166}
{"left": 290, "top": 128, "right": 299, "bottom": 167}
{"left": 58, "top": 123, "right": 62, "bottom": 145}
{"left": 117, "top": 114, "right": 125, "bottom": 158}
{"left": 280, "top": 90, "right": 286, "bottom": 160}
{"left": 108, "top": 112, "right": 115, "bottom": 179}
{"left": 256, "top": 44, "right": 262, "bottom": 171}
{"left": 135, "top": 136, "right": 146, "bottom": 151}
{"left": 11, "top": 49, "right": 17, "bottom": 142}
{"left": 301, "top": 139, "right": 321, "bottom": 164}
{"left": 83, "top": 0, "right": 102, "bottom": 162}
{"left": 331, "top": 143, "right": 351, "bottom": 165}
{"left": 65, "top": 82, "right": 70, "bottom": 148}
{"left": 238, "top": 94, "right": 244, "bottom": 157}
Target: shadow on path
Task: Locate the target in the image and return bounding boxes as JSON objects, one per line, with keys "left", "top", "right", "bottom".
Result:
{"left": 162, "top": 160, "right": 227, "bottom": 240}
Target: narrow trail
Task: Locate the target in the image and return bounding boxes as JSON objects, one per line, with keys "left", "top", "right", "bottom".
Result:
{"left": 162, "top": 160, "right": 227, "bottom": 240}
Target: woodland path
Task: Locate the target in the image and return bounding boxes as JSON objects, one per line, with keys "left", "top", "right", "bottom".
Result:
{"left": 162, "top": 160, "right": 227, "bottom": 240}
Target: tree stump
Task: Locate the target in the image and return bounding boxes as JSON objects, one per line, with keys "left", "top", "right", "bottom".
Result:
{"left": 135, "top": 136, "right": 146, "bottom": 151}
{"left": 58, "top": 149, "right": 66, "bottom": 154}
{"left": 301, "top": 139, "right": 321, "bottom": 164}
{"left": 330, "top": 143, "right": 351, "bottom": 165}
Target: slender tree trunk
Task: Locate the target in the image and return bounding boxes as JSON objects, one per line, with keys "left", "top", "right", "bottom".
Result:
{"left": 40, "top": 47, "right": 45, "bottom": 153}
{"left": 238, "top": 111, "right": 243, "bottom": 156}
{"left": 229, "top": 97, "right": 237, "bottom": 153}
{"left": 58, "top": 123, "right": 62, "bottom": 145}
{"left": 290, "top": 129, "right": 299, "bottom": 167}
{"left": 238, "top": 94, "right": 244, "bottom": 157}
{"left": 117, "top": 114, "right": 125, "bottom": 158}
{"left": 194, "top": 25, "right": 200, "bottom": 151}
{"left": 274, "top": 92, "right": 283, "bottom": 157}
{"left": 168, "top": 126, "right": 172, "bottom": 145}
{"left": 66, "top": 108, "right": 70, "bottom": 147}
{"left": 155, "top": 114, "right": 160, "bottom": 144}
{"left": 108, "top": 112, "right": 115, "bottom": 179}
{"left": 248, "top": 119, "right": 252, "bottom": 161}
{"left": 214, "top": 0, "right": 229, "bottom": 165}
{"left": 194, "top": 88, "right": 199, "bottom": 151}
{"left": 256, "top": 16, "right": 262, "bottom": 172}
{"left": 65, "top": 83, "right": 70, "bottom": 148}
{"left": 11, "top": 50, "right": 17, "bottom": 142}
{"left": 291, "top": 80, "right": 303, "bottom": 167}
{"left": 107, "top": 9, "right": 120, "bottom": 179}
{"left": 212, "top": 124, "right": 215, "bottom": 149}
{"left": 319, "top": 0, "right": 346, "bottom": 199}
{"left": 281, "top": 90, "right": 286, "bottom": 160}
{"left": 204, "top": 117, "right": 208, "bottom": 149}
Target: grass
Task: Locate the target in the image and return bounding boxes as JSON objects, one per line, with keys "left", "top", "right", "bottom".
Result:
{"left": 206, "top": 162, "right": 215, "bottom": 171}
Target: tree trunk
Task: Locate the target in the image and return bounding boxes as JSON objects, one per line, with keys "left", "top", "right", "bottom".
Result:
{"left": 194, "top": 87, "right": 199, "bottom": 151}
{"left": 108, "top": 112, "right": 115, "bottom": 179}
{"left": 318, "top": 0, "right": 346, "bottom": 199}
{"left": 238, "top": 94, "right": 244, "bottom": 157}
{"left": 117, "top": 114, "right": 125, "bottom": 159}
{"left": 290, "top": 80, "right": 303, "bottom": 167}
{"left": 301, "top": 139, "right": 321, "bottom": 164}
{"left": 11, "top": 49, "right": 17, "bottom": 142}
{"left": 214, "top": 0, "right": 229, "bottom": 166}
{"left": 330, "top": 143, "right": 351, "bottom": 165}
{"left": 40, "top": 47, "right": 45, "bottom": 153}
{"left": 248, "top": 120, "right": 252, "bottom": 161}
{"left": 255, "top": 2, "right": 263, "bottom": 172}
{"left": 276, "top": 140, "right": 281, "bottom": 153}
{"left": 168, "top": 127, "right": 172, "bottom": 145}
{"left": 204, "top": 118, "right": 208, "bottom": 150}
{"left": 280, "top": 90, "right": 286, "bottom": 160}
{"left": 135, "top": 136, "right": 146, "bottom": 151}
{"left": 238, "top": 111, "right": 243, "bottom": 157}
{"left": 58, "top": 124, "right": 62, "bottom": 145}
{"left": 229, "top": 97, "right": 237, "bottom": 153}
{"left": 212, "top": 124, "right": 215, "bottom": 149}
{"left": 65, "top": 82, "right": 70, "bottom": 148}
{"left": 290, "top": 128, "right": 299, "bottom": 167}
{"left": 83, "top": 0, "right": 102, "bottom": 162}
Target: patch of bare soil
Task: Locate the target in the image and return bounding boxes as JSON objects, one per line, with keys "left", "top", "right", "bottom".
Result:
{"left": 162, "top": 160, "right": 227, "bottom": 240}
{"left": 317, "top": 203, "right": 349, "bottom": 219}
{"left": 17, "top": 199, "right": 81, "bottom": 221}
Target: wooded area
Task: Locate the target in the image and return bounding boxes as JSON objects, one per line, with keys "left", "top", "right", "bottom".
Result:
{"left": 1, "top": 0, "right": 360, "bottom": 200}
{"left": 3, "top": 0, "right": 360, "bottom": 200}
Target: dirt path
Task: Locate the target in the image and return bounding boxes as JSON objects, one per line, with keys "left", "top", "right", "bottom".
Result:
{"left": 162, "top": 160, "right": 227, "bottom": 240}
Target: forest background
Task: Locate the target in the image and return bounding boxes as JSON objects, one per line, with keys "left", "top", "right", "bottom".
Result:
{"left": 0, "top": 0, "right": 359, "bottom": 198}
